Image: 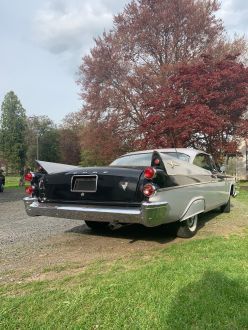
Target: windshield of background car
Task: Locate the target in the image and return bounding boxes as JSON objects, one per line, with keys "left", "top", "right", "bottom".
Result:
{"left": 110, "top": 151, "right": 190, "bottom": 167}
{"left": 110, "top": 153, "right": 153, "bottom": 166}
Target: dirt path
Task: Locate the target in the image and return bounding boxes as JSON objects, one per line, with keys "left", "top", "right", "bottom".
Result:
{"left": 0, "top": 188, "right": 247, "bottom": 283}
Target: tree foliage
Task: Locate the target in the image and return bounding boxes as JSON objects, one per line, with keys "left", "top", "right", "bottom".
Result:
{"left": 0, "top": 91, "right": 27, "bottom": 172}
{"left": 79, "top": 120, "right": 130, "bottom": 166}
{"left": 26, "top": 116, "right": 60, "bottom": 168}
{"left": 58, "top": 112, "right": 83, "bottom": 165}
{"left": 77, "top": 0, "right": 246, "bottom": 163}
{"left": 140, "top": 54, "right": 248, "bottom": 160}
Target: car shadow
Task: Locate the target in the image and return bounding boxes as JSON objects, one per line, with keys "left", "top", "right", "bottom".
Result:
{"left": 66, "top": 222, "right": 177, "bottom": 244}
{"left": 198, "top": 209, "right": 221, "bottom": 230}
{"left": 66, "top": 209, "right": 223, "bottom": 244}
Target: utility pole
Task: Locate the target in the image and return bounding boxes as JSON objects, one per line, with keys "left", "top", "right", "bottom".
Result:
{"left": 29, "top": 116, "right": 40, "bottom": 160}
{"left": 36, "top": 133, "right": 39, "bottom": 160}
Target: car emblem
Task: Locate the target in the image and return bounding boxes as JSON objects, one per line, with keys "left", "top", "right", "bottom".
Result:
{"left": 120, "top": 181, "right": 128, "bottom": 191}
{"left": 167, "top": 161, "right": 180, "bottom": 169}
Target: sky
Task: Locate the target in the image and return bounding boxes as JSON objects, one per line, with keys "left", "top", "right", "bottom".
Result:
{"left": 0, "top": 0, "right": 247, "bottom": 123}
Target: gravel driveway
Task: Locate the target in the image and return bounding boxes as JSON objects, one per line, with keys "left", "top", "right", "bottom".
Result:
{"left": 0, "top": 190, "right": 83, "bottom": 257}
{"left": 0, "top": 188, "right": 247, "bottom": 283}
{"left": 0, "top": 189, "right": 179, "bottom": 282}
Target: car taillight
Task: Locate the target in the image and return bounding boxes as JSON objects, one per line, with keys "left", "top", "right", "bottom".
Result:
{"left": 144, "top": 167, "right": 156, "bottom": 179}
{"left": 25, "top": 186, "right": 34, "bottom": 195}
{"left": 24, "top": 172, "right": 33, "bottom": 182}
{"left": 154, "top": 158, "right": 160, "bottom": 165}
{"left": 143, "top": 183, "right": 156, "bottom": 197}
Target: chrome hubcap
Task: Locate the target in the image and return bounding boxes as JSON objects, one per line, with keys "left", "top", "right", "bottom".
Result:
{"left": 186, "top": 215, "right": 197, "bottom": 232}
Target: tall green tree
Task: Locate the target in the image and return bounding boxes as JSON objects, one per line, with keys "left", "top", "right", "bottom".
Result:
{"left": 0, "top": 91, "right": 27, "bottom": 173}
{"left": 26, "top": 116, "right": 60, "bottom": 168}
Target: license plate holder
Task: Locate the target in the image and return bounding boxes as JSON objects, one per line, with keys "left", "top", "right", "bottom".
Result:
{"left": 71, "top": 175, "right": 98, "bottom": 193}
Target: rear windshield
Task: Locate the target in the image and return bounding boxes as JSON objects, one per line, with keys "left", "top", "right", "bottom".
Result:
{"left": 164, "top": 152, "right": 190, "bottom": 162}
{"left": 110, "top": 153, "right": 152, "bottom": 167}
{"left": 110, "top": 151, "right": 190, "bottom": 167}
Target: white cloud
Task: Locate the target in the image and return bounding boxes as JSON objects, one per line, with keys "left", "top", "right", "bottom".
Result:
{"left": 33, "top": 0, "right": 248, "bottom": 74}
{"left": 218, "top": 0, "right": 248, "bottom": 36}
{"left": 33, "top": 0, "right": 128, "bottom": 56}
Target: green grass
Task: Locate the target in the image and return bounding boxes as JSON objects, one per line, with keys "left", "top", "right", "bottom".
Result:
{"left": 237, "top": 189, "right": 248, "bottom": 203}
{"left": 4, "top": 176, "right": 20, "bottom": 188}
{"left": 0, "top": 189, "right": 247, "bottom": 329}
{"left": 237, "top": 180, "right": 248, "bottom": 203}
{"left": 1, "top": 236, "right": 248, "bottom": 329}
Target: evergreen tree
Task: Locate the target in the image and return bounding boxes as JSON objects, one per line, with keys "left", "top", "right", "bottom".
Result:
{"left": 0, "top": 91, "right": 27, "bottom": 173}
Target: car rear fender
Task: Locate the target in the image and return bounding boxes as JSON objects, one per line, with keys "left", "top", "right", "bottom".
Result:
{"left": 180, "top": 197, "right": 205, "bottom": 221}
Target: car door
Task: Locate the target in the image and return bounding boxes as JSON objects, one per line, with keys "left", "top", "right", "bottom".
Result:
{"left": 193, "top": 153, "right": 228, "bottom": 210}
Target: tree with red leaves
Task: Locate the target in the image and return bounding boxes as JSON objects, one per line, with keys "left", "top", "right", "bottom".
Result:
{"left": 77, "top": 0, "right": 246, "bottom": 164}
{"left": 141, "top": 54, "right": 248, "bottom": 161}
{"left": 58, "top": 112, "right": 83, "bottom": 165}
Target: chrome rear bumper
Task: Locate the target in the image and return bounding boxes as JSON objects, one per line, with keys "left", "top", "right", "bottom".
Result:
{"left": 23, "top": 197, "right": 169, "bottom": 227}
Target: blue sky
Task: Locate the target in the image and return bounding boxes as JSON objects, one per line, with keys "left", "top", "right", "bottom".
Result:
{"left": 0, "top": 0, "right": 247, "bottom": 123}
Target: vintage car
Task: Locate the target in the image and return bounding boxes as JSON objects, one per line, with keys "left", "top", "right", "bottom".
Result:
{"left": 23, "top": 148, "right": 236, "bottom": 238}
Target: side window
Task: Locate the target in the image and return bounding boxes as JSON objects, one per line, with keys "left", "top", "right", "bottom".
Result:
{"left": 193, "top": 154, "right": 213, "bottom": 171}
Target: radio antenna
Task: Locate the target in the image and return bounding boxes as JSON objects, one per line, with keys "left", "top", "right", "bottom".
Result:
{"left": 169, "top": 130, "right": 179, "bottom": 159}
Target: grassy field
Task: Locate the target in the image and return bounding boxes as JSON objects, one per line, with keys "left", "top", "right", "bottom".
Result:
{"left": 1, "top": 235, "right": 247, "bottom": 329}
{"left": 4, "top": 176, "right": 20, "bottom": 188}
{"left": 0, "top": 189, "right": 248, "bottom": 329}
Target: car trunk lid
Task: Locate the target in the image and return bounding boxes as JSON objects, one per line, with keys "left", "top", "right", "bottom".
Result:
{"left": 42, "top": 166, "right": 145, "bottom": 204}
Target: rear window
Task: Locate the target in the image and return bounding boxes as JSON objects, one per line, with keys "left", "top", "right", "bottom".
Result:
{"left": 110, "top": 153, "right": 152, "bottom": 167}
{"left": 110, "top": 151, "right": 190, "bottom": 167}
{"left": 164, "top": 152, "right": 190, "bottom": 162}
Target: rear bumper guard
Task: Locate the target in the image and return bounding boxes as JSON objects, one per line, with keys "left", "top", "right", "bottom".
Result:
{"left": 23, "top": 197, "right": 168, "bottom": 227}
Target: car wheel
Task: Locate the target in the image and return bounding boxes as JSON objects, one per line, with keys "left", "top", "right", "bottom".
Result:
{"left": 85, "top": 221, "right": 109, "bottom": 231}
{"left": 176, "top": 214, "right": 198, "bottom": 238}
{"left": 220, "top": 197, "right": 230, "bottom": 213}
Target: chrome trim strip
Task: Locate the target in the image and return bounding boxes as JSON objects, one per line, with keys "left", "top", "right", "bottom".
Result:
{"left": 142, "top": 201, "right": 168, "bottom": 207}
{"left": 56, "top": 205, "right": 140, "bottom": 215}
{"left": 179, "top": 197, "right": 205, "bottom": 221}
{"left": 157, "top": 180, "right": 217, "bottom": 192}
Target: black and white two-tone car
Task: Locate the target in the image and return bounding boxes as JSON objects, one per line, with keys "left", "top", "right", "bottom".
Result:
{"left": 23, "top": 148, "right": 236, "bottom": 238}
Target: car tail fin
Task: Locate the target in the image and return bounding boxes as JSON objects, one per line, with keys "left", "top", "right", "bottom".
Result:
{"left": 35, "top": 160, "right": 82, "bottom": 175}
{"left": 151, "top": 151, "right": 167, "bottom": 172}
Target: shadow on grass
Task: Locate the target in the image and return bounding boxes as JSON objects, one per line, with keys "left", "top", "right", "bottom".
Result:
{"left": 66, "top": 211, "right": 221, "bottom": 244}
{"left": 66, "top": 222, "right": 176, "bottom": 245}
{"left": 166, "top": 271, "right": 248, "bottom": 329}
{"left": 198, "top": 209, "right": 221, "bottom": 230}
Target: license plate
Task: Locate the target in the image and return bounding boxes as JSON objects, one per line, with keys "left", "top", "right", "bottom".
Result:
{"left": 71, "top": 175, "right": 98, "bottom": 192}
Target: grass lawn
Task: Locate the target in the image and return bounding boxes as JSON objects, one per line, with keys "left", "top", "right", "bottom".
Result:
{"left": 0, "top": 191, "right": 248, "bottom": 329}
{"left": 4, "top": 176, "right": 20, "bottom": 188}
{"left": 1, "top": 235, "right": 247, "bottom": 329}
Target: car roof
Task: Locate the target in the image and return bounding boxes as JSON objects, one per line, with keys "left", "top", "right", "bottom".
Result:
{"left": 122, "top": 148, "right": 209, "bottom": 160}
